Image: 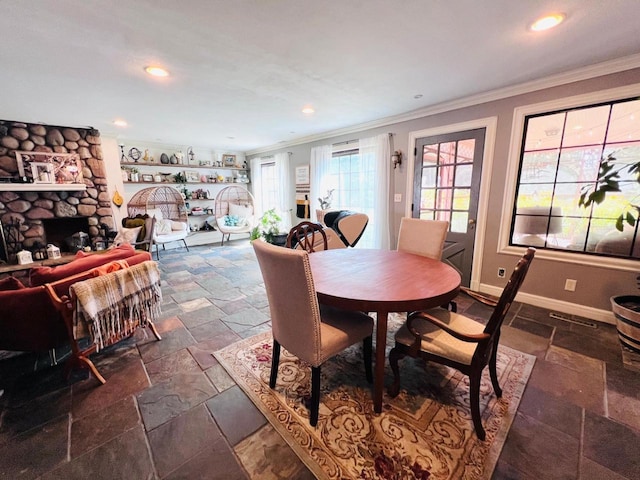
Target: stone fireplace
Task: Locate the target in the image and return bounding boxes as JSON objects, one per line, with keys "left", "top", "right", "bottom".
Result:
{"left": 0, "top": 120, "right": 115, "bottom": 260}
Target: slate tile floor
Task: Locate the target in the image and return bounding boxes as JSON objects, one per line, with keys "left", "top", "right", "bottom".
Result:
{"left": 1, "top": 242, "right": 639, "bottom": 479}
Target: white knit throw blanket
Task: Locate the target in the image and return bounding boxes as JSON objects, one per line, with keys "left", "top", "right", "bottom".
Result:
{"left": 70, "top": 261, "right": 162, "bottom": 351}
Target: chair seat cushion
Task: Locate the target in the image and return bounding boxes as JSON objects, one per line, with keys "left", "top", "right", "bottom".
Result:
{"left": 317, "top": 305, "right": 374, "bottom": 365}
{"left": 154, "top": 231, "right": 188, "bottom": 243}
{"left": 394, "top": 309, "right": 485, "bottom": 365}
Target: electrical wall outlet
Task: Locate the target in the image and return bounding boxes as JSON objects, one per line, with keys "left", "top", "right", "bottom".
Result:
{"left": 565, "top": 279, "right": 577, "bottom": 291}
{"left": 394, "top": 193, "right": 402, "bottom": 203}
{"left": 497, "top": 268, "right": 506, "bottom": 278}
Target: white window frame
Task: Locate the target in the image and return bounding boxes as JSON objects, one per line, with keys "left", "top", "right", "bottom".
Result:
{"left": 499, "top": 82, "right": 640, "bottom": 272}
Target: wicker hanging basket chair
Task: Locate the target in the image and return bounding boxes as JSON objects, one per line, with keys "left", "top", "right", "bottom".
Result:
{"left": 214, "top": 186, "right": 256, "bottom": 245}
{"left": 127, "top": 186, "right": 188, "bottom": 222}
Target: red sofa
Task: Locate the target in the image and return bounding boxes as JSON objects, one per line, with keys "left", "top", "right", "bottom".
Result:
{"left": 0, "top": 244, "right": 152, "bottom": 352}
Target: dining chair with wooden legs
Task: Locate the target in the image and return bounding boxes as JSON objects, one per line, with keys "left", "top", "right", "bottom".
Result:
{"left": 286, "top": 221, "right": 328, "bottom": 252}
{"left": 388, "top": 247, "right": 535, "bottom": 440}
{"left": 252, "top": 239, "right": 374, "bottom": 426}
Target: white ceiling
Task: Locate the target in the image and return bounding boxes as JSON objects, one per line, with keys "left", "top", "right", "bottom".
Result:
{"left": 2, "top": 0, "right": 640, "bottom": 153}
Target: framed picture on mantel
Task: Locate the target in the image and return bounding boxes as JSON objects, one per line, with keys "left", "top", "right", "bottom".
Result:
{"left": 15, "top": 151, "right": 83, "bottom": 185}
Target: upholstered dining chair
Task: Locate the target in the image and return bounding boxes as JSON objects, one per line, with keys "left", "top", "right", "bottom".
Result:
{"left": 397, "top": 217, "right": 455, "bottom": 311}
{"left": 286, "top": 221, "right": 328, "bottom": 252}
{"left": 388, "top": 247, "right": 535, "bottom": 440}
{"left": 397, "top": 217, "right": 449, "bottom": 260}
{"left": 252, "top": 239, "right": 374, "bottom": 426}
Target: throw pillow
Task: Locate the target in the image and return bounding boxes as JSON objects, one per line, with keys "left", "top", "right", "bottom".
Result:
{"left": 113, "top": 226, "right": 143, "bottom": 246}
{"left": 156, "top": 219, "right": 173, "bottom": 235}
{"left": 122, "top": 217, "right": 147, "bottom": 242}
{"left": 171, "top": 221, "right": 186, "bottom": 232}
{"left": 223, "top": 215, "right": 244, "bottom": 226}
{"left": 0, "top": 276, "right": 26, "bottom": 291}
{"left": 229, "top": 202, "right": 253, "bottom": 218}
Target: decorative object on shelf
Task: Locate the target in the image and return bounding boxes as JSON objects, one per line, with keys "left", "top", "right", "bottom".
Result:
{"left": 119, "top": 144, "right": 127, "bottom": 163}
{"left": 175, "top": 151, "right": 184, "bottom": 165}
{"left": 236, "top": 171, "right": 249, "bottom": 184}
{"left": 222, "top": 154, "right": 236, "bottom": 166}
{"left": 46, "top": 243, "right": 61, "bottom": 259}
{"left": 160, "top": 172, "right": 172, "bottom": 182}
{"left": 185, "top": 170, "right": 200, "bottom": 182}
{"left": 16, "top": 249, "right": 33, "bottom": 265}
{"left": 154, "top": 174, "right": 162, "bottom": 183}
{"left": 128, "top": 147, "right": 142, "bottom": 163}
{"left": 187, "top": 146, "right": 195, "bottom": 164}
{"left": 129, "top": 167, "right": 140, "bottom": 183}
{"left": 160, "top": 153, "right": 170, "bottom": 164}
{"left": 112, "top": 190, "right": 123, "bottom": 208}
{"left": 142, "top": 174, "right": 154, "bottom": 182}
{"left": 143, "top": 149, "right": 154, "bottom": 163}
{"left": 199, "top": 161, "right": 211, "bottom": 166}
{"left": 3, "top": 218, "right": 22, "bottom": 262}
{"left": 170, "top": 154, "right": 178, "bottom": 164}
{"left": 121, "top": 166, "right": 129, "bottom": 182}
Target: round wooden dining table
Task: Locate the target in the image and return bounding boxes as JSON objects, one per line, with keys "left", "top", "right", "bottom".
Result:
{"left": 308, "top": 248, "right": 461, "bottom": 413}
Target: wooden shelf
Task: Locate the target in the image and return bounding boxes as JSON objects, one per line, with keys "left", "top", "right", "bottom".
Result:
{"left": 0, "top": 183, "right": 86, "bottom": 192}
{"left": 120, "top": 162, "right": 247, "bottom": 171}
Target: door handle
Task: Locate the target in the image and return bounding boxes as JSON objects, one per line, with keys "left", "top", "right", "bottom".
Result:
{"left": 468, "top": 218, "right": 476, "bottom": 228}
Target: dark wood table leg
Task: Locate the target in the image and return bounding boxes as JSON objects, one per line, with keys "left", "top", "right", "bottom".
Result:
{"left": 374, "top": 310, "right": 388, "bottom": 413}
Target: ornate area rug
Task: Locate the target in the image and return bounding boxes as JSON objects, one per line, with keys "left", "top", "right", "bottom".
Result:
{"left": 215, "top": 315, "right": 535, "bottom": 479}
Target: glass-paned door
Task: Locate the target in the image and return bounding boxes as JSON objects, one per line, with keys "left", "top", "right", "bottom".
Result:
{"left": 413, "top": 128, "right": 485, "bottom": 285}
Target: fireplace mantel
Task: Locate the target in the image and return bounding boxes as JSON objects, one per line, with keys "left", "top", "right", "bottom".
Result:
{"left": 0, "top": 184, "right": 86, "bottom": 192}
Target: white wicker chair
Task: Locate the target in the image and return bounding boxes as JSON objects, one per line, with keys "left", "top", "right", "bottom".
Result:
{"left": 214, "top": 186, "right": 256, "bottom": 246}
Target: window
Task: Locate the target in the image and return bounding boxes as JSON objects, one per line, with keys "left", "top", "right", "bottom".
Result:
{"left": 325, "top": 146, "right": 376, "bottom": 248}
{"left": 511, "top": 96, "right": 640, "bottom": 259}
{"left": 258, "top": 161, "right": 278, "bottom": 210}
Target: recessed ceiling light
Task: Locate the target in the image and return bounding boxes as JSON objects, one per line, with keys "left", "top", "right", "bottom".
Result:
{"left": 144, "top": 66, "right": 169, "bottom": 77}
{"left": 414, "top": 94, "right": 423, "bottom": 99}
{"left": 113, "top": 119, "right": 127, "bottom": 127}
{"left": 302, "top": 106, "right": 315, "bottom": 114}
{"left": 530, "top": 13, "right": 565, "bottom": 32}
{"left": 227, "top": 136, "right": 235, "bottom": 140}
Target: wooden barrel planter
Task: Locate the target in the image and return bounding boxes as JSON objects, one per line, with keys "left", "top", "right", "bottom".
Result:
{"left": 611, "top": 296, "right": 640, "bottom": 366}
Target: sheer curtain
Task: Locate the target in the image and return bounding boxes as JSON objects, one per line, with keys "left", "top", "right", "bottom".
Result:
{"left": 274, "top": 152, "right": 291, "bottom": 230}
{"left": 250, "top": 156, "right": 264, "bottom": 215}
{"left": 359, "top": 133, "right": 391, "bottom": 249}
{"left": 250, "top": 153, "right": 291, "bottom": 229}
{"left": 309, "top": 144, "right": 332, "bottom": 222}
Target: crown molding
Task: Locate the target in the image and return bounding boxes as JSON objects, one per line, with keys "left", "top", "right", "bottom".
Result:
{"left": 245, "top": 53, "right": 640, "bottom": 156}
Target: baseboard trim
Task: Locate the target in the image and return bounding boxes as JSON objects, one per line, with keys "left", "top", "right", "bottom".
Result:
{"left": 479, "top": 284, "right": 616, "bottom": 326}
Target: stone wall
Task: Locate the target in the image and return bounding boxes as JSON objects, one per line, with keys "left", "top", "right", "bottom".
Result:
{"left": 0, "top": 120, "right": 114, "bottom": 252}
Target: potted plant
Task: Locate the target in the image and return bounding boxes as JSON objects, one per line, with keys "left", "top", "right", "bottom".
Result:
{"left": 580, "top": 152, "right": 640, "bottom": 364}
{"left": 250, "top": 208, "right": 287, "bottom": 246}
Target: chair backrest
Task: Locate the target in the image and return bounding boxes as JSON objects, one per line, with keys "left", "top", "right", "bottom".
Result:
{"left": 397, "top": 217, "right": 449, "bottom": 260}
{"left": 324, "top": 210, "right": 369, "bottom": 247}
{"left": 484, "top": 247, "right": 536, "bottom": 336}
{"left": 286, "top": 221, "right": 328, "bottom": 252}
{"left": 252, "top": 239, "right": 322, "bottom": 364}
{"left": 214, "top": 186, "right": 255, "bottom": 220}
